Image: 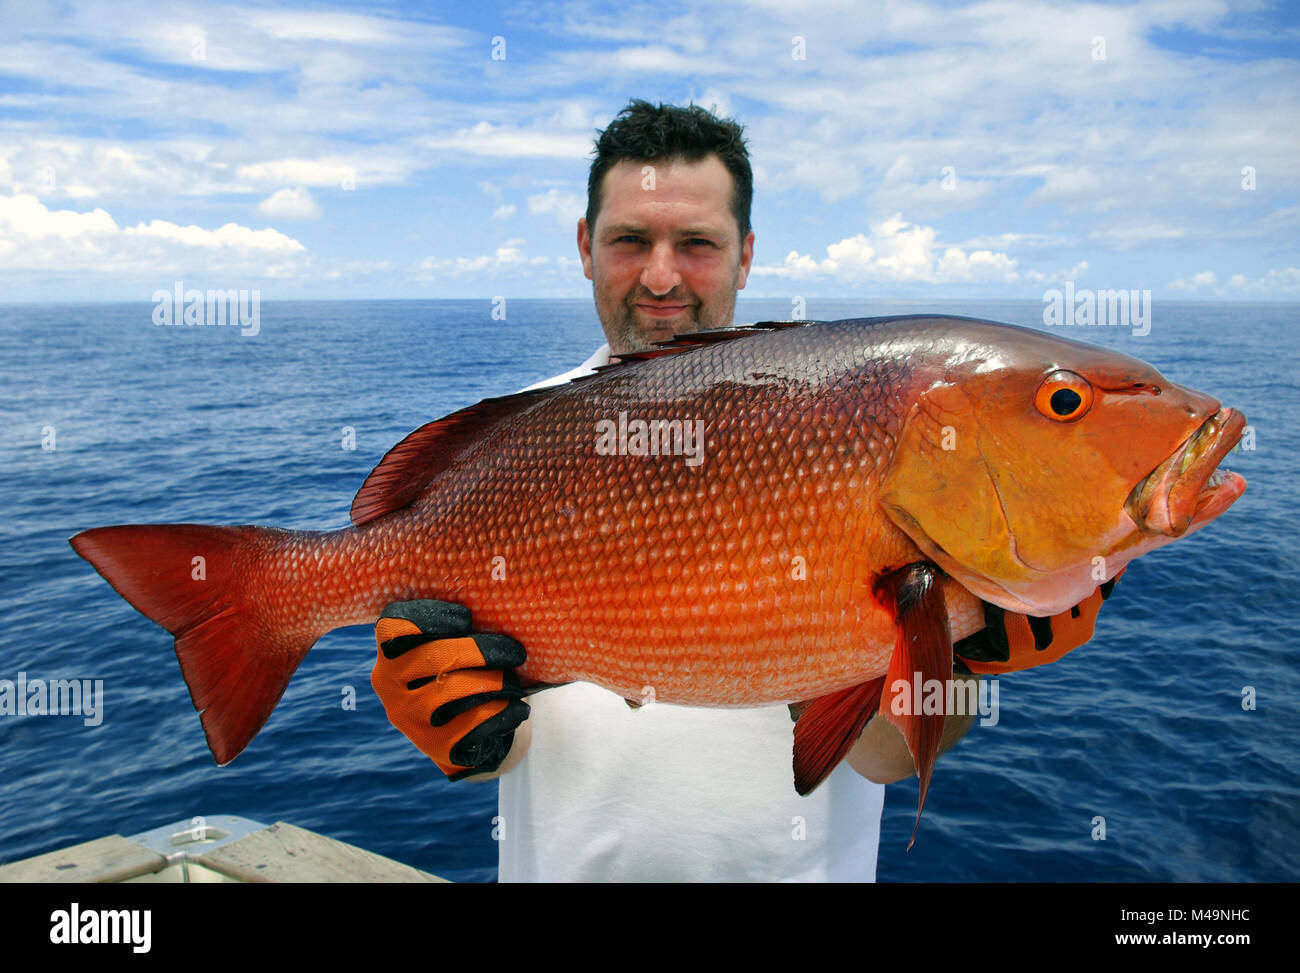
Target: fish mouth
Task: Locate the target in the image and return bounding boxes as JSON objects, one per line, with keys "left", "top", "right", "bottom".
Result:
{"left": 1125, "top": 407, "right": 1248, "bottom": 537}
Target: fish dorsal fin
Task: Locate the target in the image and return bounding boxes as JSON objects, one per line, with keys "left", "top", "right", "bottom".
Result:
{"left": 350, "top": 389, "right": 550, "bottom": 526}
{"left": 352, "top": 322, "right": 814, "bottom": 525}
{"left": 588, "top": 320, "right": 813, "bottom": 370}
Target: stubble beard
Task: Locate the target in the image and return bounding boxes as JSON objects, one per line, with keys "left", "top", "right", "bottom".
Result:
{"left": 598, "top": 271, "right": 741, "bottom": 356}
{"left": 609, "top": 297, "right": 701, "bottom": 353}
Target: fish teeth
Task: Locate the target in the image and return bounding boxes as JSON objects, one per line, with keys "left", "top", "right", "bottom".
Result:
{"left": 1179, "top": 415, "right": 1222, "bottom": 475}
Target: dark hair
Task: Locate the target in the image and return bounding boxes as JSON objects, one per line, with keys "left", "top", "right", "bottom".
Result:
{"left": 586, "top": 99, "right": 752, "bottom": 238}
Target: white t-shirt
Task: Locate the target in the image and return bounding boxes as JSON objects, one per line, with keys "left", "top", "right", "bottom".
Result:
{"left": 497, "top": 345, "right": 885, "bottom": 882}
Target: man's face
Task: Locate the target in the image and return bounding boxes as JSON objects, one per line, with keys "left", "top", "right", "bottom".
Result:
{"left": 578, "top": 156, "right": 755, "bottom": 355}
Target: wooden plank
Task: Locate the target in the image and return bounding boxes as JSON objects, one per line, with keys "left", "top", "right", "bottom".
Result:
{"left": 197, "top": 822, "right": 447, "bottom": 883}
{"left": 0, "top": 835, "right": 165, "bottom": 883}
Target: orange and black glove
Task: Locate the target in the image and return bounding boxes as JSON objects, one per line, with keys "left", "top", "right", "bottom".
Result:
{"left": 955, "top": 568, "right": 1125, "bottom": 675}
{"left": 372, "top": 600, "right": 529, "bottom": 780}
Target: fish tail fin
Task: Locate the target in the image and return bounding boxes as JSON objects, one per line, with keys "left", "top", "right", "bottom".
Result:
{"left": 70, "top": 523, "right": 325, "bottom": 765}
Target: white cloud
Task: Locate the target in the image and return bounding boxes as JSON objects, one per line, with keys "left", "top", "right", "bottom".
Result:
{"left": 1169, "top": 270, "right": 1217, "bottom": 291}
{"left": 1163, "top": 267, "right": 1300, "bottom": 297}
{"left": 125, "top": 219, "right": 304, "bottom": 252}
{"left": 257, "top": 187, "right": 322, "bottom": 220}
{"left": 491, "top": 204, "right": 517, "bottom": 220}
{"left": 1225, "top": 267, "right": 1300, "bottom": 295}
{"left": 693, "top": 88, "right": 734, "bottom": 120}
{"left": 325, "top": 259, "right": 395, "bottom": 280}
{"left": 937, "top": 247, "right": 1019, "bottom": 280}
{"left": 1021, "top": 261, "right": 1089, "bottom": 285}
{"left": 867, "top": 153, "right": 996, "bottom": 216}
{"left": 418, "top": 238, "right": 551, "bottom": 278}
{"left": 611, "top": 45, "right": 703, "bottom": 73}
{"left": 0, "top": 193, "right": 306, "bottom": 277}
{"left": 527, "top": 188, "right": 584, "bottom": 227}
{"left": 237, "top": 157, "right": 406, "bottom": 190}
{"left": 549, "top": 41, "right": 726, "bottom": 77}
{"left": 122, "top": 23, "right": 268, "bottom": 72}
{"left": 434, "top": 122, "right": 591, "bottom": 160}
{"left": 95, "top": 7, "right": 468, "bottom": 75}
{"left": 245, "top": 11, "right": 429, "bottom": 46}
{"left": 1027, "top": 167, "right": 1104, "bottom": 206}
{"left": 0, "top": 139, "right": 422, "bottom": 203}
{"left": 951, "top": 232, "right": 1068, "bottom": 252}
{"left": 751, "top": 214, "right": 1018, "bottom": 284}
{"left": 776, "top": 155, "right": 863, "bottom": 204}
{"left": 1089, "top": 224, "right": 1189, "bottom": 249}
{"left": 0, "top": 140, "right": 181, "bottom": 200}
{"left": 0, "top": 193, "right": 117, "bottom": 237}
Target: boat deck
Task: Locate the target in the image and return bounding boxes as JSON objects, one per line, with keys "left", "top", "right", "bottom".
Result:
{"left": 0, "top": 815, "right": 447, "bottom": 883}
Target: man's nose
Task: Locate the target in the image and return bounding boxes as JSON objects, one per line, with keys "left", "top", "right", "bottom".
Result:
{"left": 640, "top": 242, "right": 682, "bottom": 296}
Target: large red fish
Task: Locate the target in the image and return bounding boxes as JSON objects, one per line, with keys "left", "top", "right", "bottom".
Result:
{"left": 71, "top": 315, "right": 1246, "bottom": 833}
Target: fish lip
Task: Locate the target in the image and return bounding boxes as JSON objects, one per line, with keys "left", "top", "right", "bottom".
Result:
{"left": 1125, "top": 408, "right": 1248, "bottom": 536}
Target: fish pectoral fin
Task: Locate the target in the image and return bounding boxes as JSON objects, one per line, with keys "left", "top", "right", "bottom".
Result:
{"left": 876, "top": 562, "right": 953, "bottom": 850}
{"left": 791, "top": 678, "right": 886, "bottom": 796}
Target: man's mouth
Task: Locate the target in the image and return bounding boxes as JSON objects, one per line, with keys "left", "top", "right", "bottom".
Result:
{"left": 636, "top": 303, "right": 693, "bottom": 318}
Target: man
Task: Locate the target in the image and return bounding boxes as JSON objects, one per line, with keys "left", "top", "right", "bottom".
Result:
{"left": 371, "top": 100, "right": 1112, "bottom": 881}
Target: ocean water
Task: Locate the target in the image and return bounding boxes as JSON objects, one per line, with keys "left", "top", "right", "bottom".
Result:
{"left": 0, "top": 298, "right": 1295, "bottom": 883}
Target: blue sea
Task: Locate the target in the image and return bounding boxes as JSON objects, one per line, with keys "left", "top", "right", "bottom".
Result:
{"left": 1, "top": 298, "right": 1296, "bottom": 883}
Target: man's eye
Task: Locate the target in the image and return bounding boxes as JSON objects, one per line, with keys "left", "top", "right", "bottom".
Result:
{"left": 612, "top": 235, "right": 642, "bottom": 244}
{"left": 685, "top": 238, "right": 715, "bottom": 247}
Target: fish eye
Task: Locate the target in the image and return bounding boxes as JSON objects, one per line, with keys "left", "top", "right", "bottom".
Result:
{"left": 1035, "top": 370, "right": 1094, "bottom": 422}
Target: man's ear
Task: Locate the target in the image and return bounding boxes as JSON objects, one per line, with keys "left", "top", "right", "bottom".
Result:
{"left": 736, "top": 229, "right": 755, "bottom": 290}
{"left": 577, "top": 217, "right": 595, "bottom": 281}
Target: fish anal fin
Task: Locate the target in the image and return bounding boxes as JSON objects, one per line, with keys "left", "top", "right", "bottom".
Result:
{"left": 876, "top": 562, "right": 953, "bottom": 850}
{"left": 350, "top": 391, "right": 549, "bottom": 526}
{"left": 791, "top": 677, "right": 886, "bottom": 796}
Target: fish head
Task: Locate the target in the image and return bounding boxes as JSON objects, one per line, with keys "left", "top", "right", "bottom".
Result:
{"left": 878, "top": 319, "right": 1247, "bottom": 615}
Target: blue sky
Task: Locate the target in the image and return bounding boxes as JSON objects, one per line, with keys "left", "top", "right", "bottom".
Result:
{"left": 1, "top": 0, "right": 1296, "bottom": 301}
